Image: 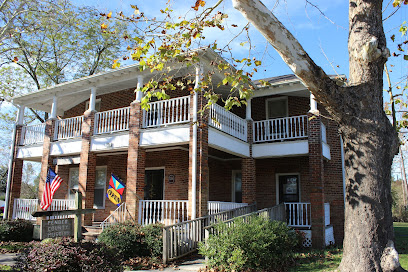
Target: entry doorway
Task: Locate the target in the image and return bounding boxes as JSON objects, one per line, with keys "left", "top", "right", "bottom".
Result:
{"left": 277, "top": 174, "right": 300, "bottom": 204}
{"left": 144, "top": 169, "right": 164, "bottom": 200}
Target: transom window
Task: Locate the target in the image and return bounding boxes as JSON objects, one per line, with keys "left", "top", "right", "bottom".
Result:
{"left": 266, "top": 97, "right": 288, "bottom": 119}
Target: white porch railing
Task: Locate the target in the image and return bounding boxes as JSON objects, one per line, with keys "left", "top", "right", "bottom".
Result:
{"left": 208, "top": 201, "right": 248, "bottom": 215}
{"left": 285, "top": 202, "right": 330, "bottom": 228}
{"left": 142, "top": 96, "right": 190, "bottom": 128}
{"left": 94, "top": 106, "right": 131, "bottom": 135}
{"left": 12, "top": 198, "right": 76, "bottom": 221}
{"left": 162, "top": 204, "right": 257, "bottom": 264}
{"left": 101, "top": 202, "right": 131, "bottom": 230}
{"left": 12, "top": 199, "right": 38, "bottom": 221}
{"left": 285, "top": 202, "right": 311, "bottom": 228}
{"left": 209, "top": 103, "right": 247, "bottom": 141}
{"left": 20, "top": 123, "right": 46, "bottom": 145}
{"left": 138, "top": 200, "right": 189, "bottom": 226}
{"left": 54, "top": 116, "right": 83, "bottom": 140}
{"left": 253, "top": 115, "right": 308, "bottom": 143}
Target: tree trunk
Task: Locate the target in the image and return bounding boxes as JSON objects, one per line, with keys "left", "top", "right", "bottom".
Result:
{"left": 339, "top": 106, "right": 399, "bottom": 271}
{"left": 231, "top": 0, "right": 403, "bottom": 271}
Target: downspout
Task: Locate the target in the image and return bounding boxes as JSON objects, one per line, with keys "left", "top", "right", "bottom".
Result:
{"left": 191, "top": 65, "right": 201, "bottom": 220}
{"left": 4, "top": 105, "right": 24, "bottom": 219}
{"left": 340, "top": 136, "right": 346, "bottom": 206}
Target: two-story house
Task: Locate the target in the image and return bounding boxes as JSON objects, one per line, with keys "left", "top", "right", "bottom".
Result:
{"left": 5, "top": 48, "right": 345, "bottom": 248}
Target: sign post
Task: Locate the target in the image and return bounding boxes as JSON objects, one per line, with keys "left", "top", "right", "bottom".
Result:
{"left": 32, "top": 191, "right": 96, "bottom": 242}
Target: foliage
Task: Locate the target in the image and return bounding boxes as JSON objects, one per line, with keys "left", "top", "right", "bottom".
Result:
{"left": 0, "top": 241, "right": 35, "bottom": 253}
{"left": 98, "top": 221, "right": 163, "bottom": 259}
{"left": 122, "top": 256, "right": 165, "bottom": 271}
{"left": 199, "top": 216, "right": 299, "bottom": 271}
{"left": 0, "top": 219, "right": 33, "bottom": 242}
{"left": 16, "top": 237, "right": 123, "bottom": 272}
{"left": 289, "top": 247, "right": 343, "bottom": 272}
{"left": 141, "top": 223, "right": 164, "bottom": 257}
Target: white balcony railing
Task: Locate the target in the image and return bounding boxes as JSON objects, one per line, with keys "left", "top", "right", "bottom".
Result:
{"left": 209, "top": 103, "right": 247, "bottom": 141}
{"left": 142, "top": 96, "right": 190, "bottom": 128}
{"left": 12, "top": 198, "right": 76, "bottom": 221}
{"left": 138, "top": 200, "right": 189, "bottom": 226}
{"left": 253, "top": 115, "right": 308, "bottom": 143}
{"left": 207, "top": 201, "right": 248, "bottom": 215}
{"left": 94, "top": 106, "right": 130, "bottom": 135}
{"left": 20, "top": 123, "right": 46, "bottom": 145}
{"left": 54, "top": 116, "right": 83, "bottom": 140}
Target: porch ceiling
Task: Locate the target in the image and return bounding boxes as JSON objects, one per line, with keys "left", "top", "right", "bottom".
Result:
{"left": 12, "top": 48, "right": 244, "bottom": 114}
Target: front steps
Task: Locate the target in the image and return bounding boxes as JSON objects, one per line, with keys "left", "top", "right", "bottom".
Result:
{"left": 83, "top": 222, "right": 103, "bottom": 241}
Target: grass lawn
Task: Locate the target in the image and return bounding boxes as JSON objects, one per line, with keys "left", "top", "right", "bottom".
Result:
{"left": 291, "top": 222, "right": 408, "bottom": 272}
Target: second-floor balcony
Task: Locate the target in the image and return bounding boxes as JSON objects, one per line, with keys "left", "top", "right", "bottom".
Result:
{"left": 17, "top": 96, "right": 326, "bottom": 159}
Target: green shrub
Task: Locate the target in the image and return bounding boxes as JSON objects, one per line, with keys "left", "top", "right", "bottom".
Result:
{"left": 16, "top": 238, "right": 122, "bottom": 271}
{"left": 393, "top": 205, "right": 408, "bottom": 222}
{"left": 0, "top": 219, "right": 33, "bottom": 242}
{"left": 142, "top": 223, "right": 163, "bottom": 257}
{"left": 199, "top": 216, "right": 298, "bottom": 272}
{"left": 98, "top": 221, "right": 163, "bottom": 259}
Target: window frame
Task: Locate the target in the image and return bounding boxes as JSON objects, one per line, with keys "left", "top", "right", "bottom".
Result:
{"left": 94, "top": 166, "right": 107, "bottom": 209}
{"left": 265, "top": 97, "right": 288, "bottom": 119}
{"left": 231, "top": 170, "right": 242, "bottom": 203}
{"left": 275, "top": 173, "right": 301, "bottom": 205}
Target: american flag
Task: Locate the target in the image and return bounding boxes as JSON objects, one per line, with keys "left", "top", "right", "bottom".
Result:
{"left": 40, "top": 168, "right": 63, "bottom": 210}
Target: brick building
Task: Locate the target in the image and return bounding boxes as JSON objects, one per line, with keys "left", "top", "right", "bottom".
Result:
{"left": 6, "top": 49, "right": 345, "bottom": 247}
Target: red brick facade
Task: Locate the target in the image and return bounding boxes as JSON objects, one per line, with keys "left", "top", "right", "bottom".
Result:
{"left": 11, "top": 85, "right": 345, "bottom": 247}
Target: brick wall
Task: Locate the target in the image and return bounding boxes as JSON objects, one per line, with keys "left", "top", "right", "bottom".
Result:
{"left": 208, "top": 159, "right": 240, "bottom": 201}
{"left": 255, "top": 156, "right": 309, "bottom": 209}
{"left": 251, "top": 95, "right": 309, "bottom": 121}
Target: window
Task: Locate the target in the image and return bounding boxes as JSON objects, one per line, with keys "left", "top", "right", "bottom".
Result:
{"left": 68, "top": 168, "right": 79, "bottom": 199}
{"left": 276, "top": 174, "right": 300, "bottom": 204}
{"left": 266, "top": 97, "right": 288, "bottom": 119}
{"left": 68, "top": 166, "right": 107, "bottom": 209}
{"left": 232, "top": 171, "right": 242, "bottom": 203}
{"left": 85, "top": 99, "right": 101, "bottom": 112}
{"left": 94, "top": 167, "right": 107, "bottom": 209}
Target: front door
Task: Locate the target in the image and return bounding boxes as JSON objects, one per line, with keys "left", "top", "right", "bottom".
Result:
{"left": 144, "top": 169, "right": 164, "bottom": 200}
{"left": 278, "top": 174, "right": 300, "bottom": 203}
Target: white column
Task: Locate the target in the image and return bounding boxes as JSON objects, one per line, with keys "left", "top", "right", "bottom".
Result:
{"left": 16, "top": 105, "right": 25, "bottom": 125}
{"left": 50, "top": 96, "right": 58, "bottom": 119}
{"left": 246, "top": 98, "right": 252, "bottom": 120}
{"left": 135, "top": 75, "right": 144, "bottom": 102}
{"left": 310, "top": 92, "right": 318, "bottom": 112}
{"left": 89, "top": 87, "right": 97, "bottom": 111}
{"left": 191, "top": 65, "right": 202, "bottom": 220}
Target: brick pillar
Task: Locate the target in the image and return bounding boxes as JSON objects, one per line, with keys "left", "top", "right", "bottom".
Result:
{"left": 7, "top": 125, "right": 24, "bottom": 219}
{"left": 308, "top": 111, "right": 325, "bottom": 248}
{"left": 78, "top": 110, "right": 96, "bottom": 226}
{"left": 38, "top": 119, "right": 56, "bottom": 206}
{"left": 126, "top": 101, "right": 145, "bottom": 222}
{"left": 242, "top": 120, "right": 256, "bottom": 204}
{"left": 189, "top": 93, "right": 209, "bottom": 218}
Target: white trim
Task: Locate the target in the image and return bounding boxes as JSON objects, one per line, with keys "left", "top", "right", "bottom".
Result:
{"left": 265, "top": 96, "right": 288, "bottom": 119}
{"left": 145, "top": 167, "right": 166, "bottom": 200}
{"left": 94, "top": 166, "right": 107, "bottom": 209}
{"left": 275, "top": 173, "right": 301, "bottom": 205}
{"left": 231, "top": 170, "right": 242, "bottom": 202}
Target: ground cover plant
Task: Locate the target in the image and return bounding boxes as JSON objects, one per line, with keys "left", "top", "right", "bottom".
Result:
{"left": 15, "top": 238, "right": 122, "bottom": 272}
{"left": 199, "top": 216, "right": 301, "bottom": 272}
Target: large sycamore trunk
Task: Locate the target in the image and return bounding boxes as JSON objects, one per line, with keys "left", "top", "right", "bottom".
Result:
{"left": 232, "top": 0, "right": 402, "bottom": 271}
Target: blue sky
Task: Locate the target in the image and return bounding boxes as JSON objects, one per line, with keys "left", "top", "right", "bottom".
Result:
{"left": 70, "top": 0, "right": 407, "bottom": 86}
